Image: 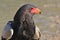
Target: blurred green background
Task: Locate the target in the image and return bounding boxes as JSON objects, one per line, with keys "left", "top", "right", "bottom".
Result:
{"left": 0, "top": 0, "right": 60, "bottom": 40}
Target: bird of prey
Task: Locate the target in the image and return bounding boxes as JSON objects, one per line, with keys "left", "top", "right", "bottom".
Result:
{"left": 1, "top": 4, "right": 41, "bottom": 40}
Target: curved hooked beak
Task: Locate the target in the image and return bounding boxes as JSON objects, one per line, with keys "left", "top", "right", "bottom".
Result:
{"left": 35, "top": 8, "right": 41, "bottom": 14}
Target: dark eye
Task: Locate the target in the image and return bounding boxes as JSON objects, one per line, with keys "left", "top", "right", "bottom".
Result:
{"left": 31, "top": 7, "right": 34, "bottom": 10}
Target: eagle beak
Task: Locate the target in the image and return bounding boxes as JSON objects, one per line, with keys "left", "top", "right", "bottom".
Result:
{"left": 36, "top": 8, "right": 41, "bottom": 14}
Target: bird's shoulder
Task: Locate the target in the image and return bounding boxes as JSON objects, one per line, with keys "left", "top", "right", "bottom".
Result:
{"left": 2, "top": 21, "right": 14, "bottom": 40}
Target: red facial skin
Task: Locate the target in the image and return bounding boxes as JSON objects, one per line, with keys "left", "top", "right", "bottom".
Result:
{"left": 30, "top": 8, "right": 41, "bottom": 14}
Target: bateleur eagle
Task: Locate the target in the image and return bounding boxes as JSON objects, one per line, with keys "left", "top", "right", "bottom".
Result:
{"left": 1, "top": 4, "right": 41, "bottom": 40}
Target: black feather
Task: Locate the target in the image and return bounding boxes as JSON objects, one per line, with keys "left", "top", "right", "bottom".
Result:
{"left": 10, "top": 4, "right": 36, "bottom": 40}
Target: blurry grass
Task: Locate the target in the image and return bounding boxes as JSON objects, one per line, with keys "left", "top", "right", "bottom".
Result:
{"left": 0, "top": 0, "right": 60, "bottom": 40}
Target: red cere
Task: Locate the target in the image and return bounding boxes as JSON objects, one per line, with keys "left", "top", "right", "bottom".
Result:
{"left": 31, "top": 8, "right": 37, "bottom": 14}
